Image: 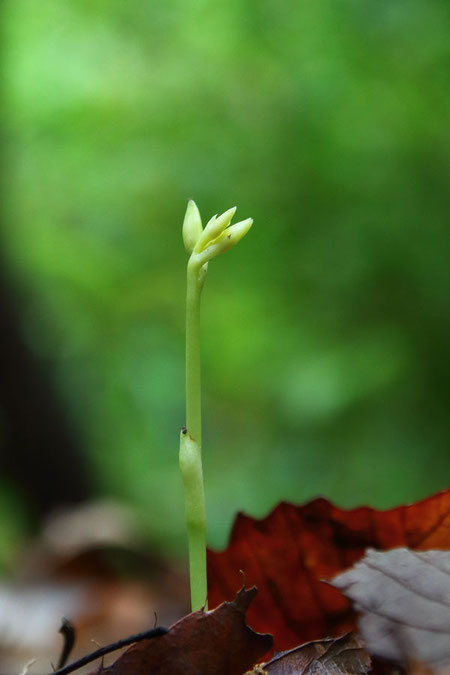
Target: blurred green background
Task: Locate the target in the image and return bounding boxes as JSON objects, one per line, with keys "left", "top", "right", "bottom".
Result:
{"left": 1, "top": 0, "right": 449, "bottom": 558}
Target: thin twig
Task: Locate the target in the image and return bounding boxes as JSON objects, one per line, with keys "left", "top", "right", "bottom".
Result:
{"left": 48, "top": 626, "right": 168, "bottom": 675}
{"left": 19, "top": 658, "right": 37, "bottom": 675}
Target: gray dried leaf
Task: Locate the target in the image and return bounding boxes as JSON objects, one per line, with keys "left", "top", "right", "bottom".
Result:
{"left": 331, "top": 548, "right": 450, "bottom": 670}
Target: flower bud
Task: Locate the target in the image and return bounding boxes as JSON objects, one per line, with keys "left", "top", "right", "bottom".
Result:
{"left": 203, "top": 218, "right": 253, "bottom": 260}
{"left": 182, "top": 200, "right": 203, "bottom": 253}
{"left": 194, "top": 207, "right": 236, "bottom": 252}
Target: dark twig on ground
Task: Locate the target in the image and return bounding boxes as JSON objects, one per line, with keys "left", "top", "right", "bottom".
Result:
{"left": 49, "top": 626, "right": 169, "bottom": 675}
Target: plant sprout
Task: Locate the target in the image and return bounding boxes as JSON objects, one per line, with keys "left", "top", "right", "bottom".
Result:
{"left": 179, "top": 200, "right": 253, "bottom": 611}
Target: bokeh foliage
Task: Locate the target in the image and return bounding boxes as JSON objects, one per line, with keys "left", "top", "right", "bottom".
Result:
{"left": 2, "top": 0, "right": 449, "bottom": 553}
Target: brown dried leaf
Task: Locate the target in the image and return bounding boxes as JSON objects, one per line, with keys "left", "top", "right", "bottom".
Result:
{"left": 208, "top": 490, "right": 450, "bottom": 650}
{"left": 263, "top": 632, "right": 371, "bottom": 675}
{"left": 97, "top": 586, "right": 273, "bottom": 675}
{"left": 331, "top": 548, "right": 450, "bottom": 670}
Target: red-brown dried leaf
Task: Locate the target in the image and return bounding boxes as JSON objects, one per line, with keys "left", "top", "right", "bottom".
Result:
{"left": 263, "top": 632, "right": 371, "bottom": 675}
{"left": 95, "top": 586, "right": 273, "bottom": 675}
{"left": 208, "top": 490, "right": 450, "bottom": 651}
{"left": 331, "top": 548, "right": 450, "bottom": 670}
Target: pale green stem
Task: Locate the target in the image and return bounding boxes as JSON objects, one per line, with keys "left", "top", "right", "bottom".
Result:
{"left": 185, "top": 259, "right": 206, "bottom": 445}
{"left": 179, "top": 257, "right": 208, "bottom": 611}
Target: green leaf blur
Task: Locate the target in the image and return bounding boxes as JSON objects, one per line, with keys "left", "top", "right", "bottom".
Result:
{"left": 2, "top": 0, "right": 449, "bottom": 553}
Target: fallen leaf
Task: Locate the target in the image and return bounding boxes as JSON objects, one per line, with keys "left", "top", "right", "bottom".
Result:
{"left": 263, "top": 632, "right": 371, "bottom": 675}
{"left": 331, "top": 548, "right": 450, "bottom": 671}
{"left": 95, "top": 586, "right": 273, "bottom": 675}
{"left": 208, "top": 490, "right": 450, "bottom": 650}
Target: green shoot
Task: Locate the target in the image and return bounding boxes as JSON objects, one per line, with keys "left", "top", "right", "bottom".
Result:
{"left": 179, "top": 199, "right": 253, "bottom": 611}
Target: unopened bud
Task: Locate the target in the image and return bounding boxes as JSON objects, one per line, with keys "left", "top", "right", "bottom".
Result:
{"left": 194, "top": 207, "right": 236, "bottom": 252}
{"left": 203, "top": 218, "right": 253, "bottom": 260}
{"left": 182, "top": 200, "right": 203, "bottom": 253}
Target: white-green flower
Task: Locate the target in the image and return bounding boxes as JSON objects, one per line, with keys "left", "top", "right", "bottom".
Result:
{"left": 182, "top": 200, "right": 253, "bottom": 265}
